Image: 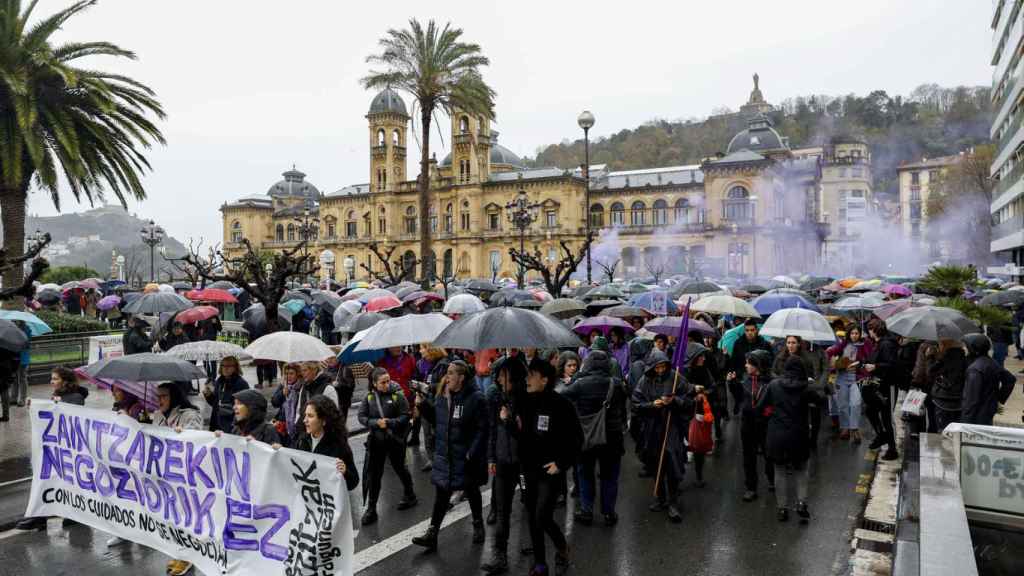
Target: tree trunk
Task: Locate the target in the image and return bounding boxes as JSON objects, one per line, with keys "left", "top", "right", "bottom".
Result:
{"left": 0, "top": 188, "right": 27, "bottom": 309}
{"left": 419, "top": 105, "right": 433, "bottom": 289}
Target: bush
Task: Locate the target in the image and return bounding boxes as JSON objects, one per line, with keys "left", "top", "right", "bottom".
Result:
{"left": 35, "top": 310, "right": 110, "bottom": 334}
{"left": 935, "top": 297, "right": 1012, "bottom": 329}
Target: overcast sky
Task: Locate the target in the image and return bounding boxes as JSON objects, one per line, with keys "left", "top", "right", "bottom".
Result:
{"left": 26, "top": 0, "right": 991, "bottom": 245}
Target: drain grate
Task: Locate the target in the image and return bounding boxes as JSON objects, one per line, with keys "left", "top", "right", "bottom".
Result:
{"left": 860, "top": 517, "right": 896, "bottom": 534}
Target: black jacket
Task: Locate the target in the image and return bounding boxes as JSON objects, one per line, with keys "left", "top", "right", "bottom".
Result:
{"left": 516, "top": 387, "right": 583, "bottom": 475}
{"left": 867, "top": 334, "right": 903, "bottom": 390}
{"left": 756, "top": 363, "right": 816, "bottom": 465}
{"left": 357, "top": 382, "right": 411, "bottom": 445}
{"left": 206, "top": 373, "right": 249, "bottom": 432}
{"left": 729, "top": 335, "right": 773, "bottom": 377}
{"left": 561, "top": 350, "right": 628, "bottom": 440}
{"left": 738, "top": 372, "right": 771, "bottom": 421}
{"left": 231, "top": 389, "right": 281, "bottom": 445}
{"left": 632, "top": 350, "right": 694, "bottom": 462}
{"left": 159, "top": 331, "right": 190, "bottom": 352}
{"left": 421, "top": 384, "right": 489, "bottom": 490}
{"left": 927, "top": 348, "right": 968, "bottom": 409}
{"left": 123, "top": 327, "right": 152, "bottom": 355}
{"left": 295, "top": 432, "right": 360, "bottom": 491}
{"left": 57, "top": 384, "right": 89, "bottom": 406}
{"left": 962, "top": 355, "right": 1016, "bottom": 425}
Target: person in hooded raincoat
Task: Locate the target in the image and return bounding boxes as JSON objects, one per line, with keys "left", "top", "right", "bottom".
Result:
{"left": 961, "top": 334, "right": 1016, "bottom": 426}
{"left": 229, "top": 389, "right": 281, "bottom": 445}
{"left": 632, "top": 349, "right": 694, "bottom": 523}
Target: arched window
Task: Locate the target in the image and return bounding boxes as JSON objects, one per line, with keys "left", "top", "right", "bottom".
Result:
{"left": 459, "top": 116, "right": 469, "bottom": 133}
{"left": 653, "top": 199, "right": 668, "bottom": 226}
{"left": 345, "top": 210, "right": 357, "bottom": 238}
{"left": 444, "top": 203, "right": 453, "bottom": 233}
{"left": 362, "top": 212, "right": 371, "bottom": 237}
{"left": 287, "top": 224, "right": 296, "bottom": 241}
{"left": 275, "top": 224, "right": 284, "bottom": 242}
{"left": 443, "top": 249, "right": 454, "bottom": 279}
{"left": 674, "top": 198, "right": 690, "bottom": 224}
{"left": 392, "top": 129, "right": 400, "bottom": 146}
{"left": 404, "top": 206, "right": 416, "bottom": 234}
{"left": 460, "top": 200, "right": 470, "bottom": 230}
{"left": 610, "top": 202, "right": 625, "bottom": 226}
{"left": 231, "top": 221, "right": 242, "bottom": 243}
{"left": 378, "top": 206, "right": 387, "bottom": 234}
{"left": 589, "top": 203, "right": 605, "bottom": 228}
{"left": 630, "top": 200, "right": 646, "bottom": 227}
{"left": 377, "top": 128, "right": 385, "bottom": 146}
{"left": 725, "top": 185, "right": 753, "bottom": 222}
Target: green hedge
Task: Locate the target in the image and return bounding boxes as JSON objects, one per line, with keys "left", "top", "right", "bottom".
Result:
{"left": 35, "top": 310, "right": 109, "bottom": 334}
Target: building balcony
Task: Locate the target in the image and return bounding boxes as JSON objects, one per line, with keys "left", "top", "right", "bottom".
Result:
{"left": 824, "top": 156, "right": 869, "bottom": 166}
{"left": 393, "top": 145, "right": 406, "bottom": 159}
{"left": 371, "top": 145, "right": 387, "bottom": 157}
{"left": 453, "top": 133, "right": 472, "bottom": 146}
{"left": 998, "top": 109, "right": 1024, "bottom": 152}
{"left": 993, "top": 161, "right": 1024, "bottom": 200}
{"left": 262, "top": 240, "right": 301, "bottom": 248}
{"left": 992, "top": 217, "right": 1023, "bottom": 242}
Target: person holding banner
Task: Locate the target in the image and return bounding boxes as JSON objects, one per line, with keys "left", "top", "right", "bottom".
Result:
{"left": 357, "top": 367, "right": 418, "bottom": 526}
{"left": 412, "top": 359, "right": 489, "bottom": 551}
{"left": 230, "top": 389, "right": 281, "bottom": 444}
{"left": 293, "top": 394, "right": 360, "bottom": 491}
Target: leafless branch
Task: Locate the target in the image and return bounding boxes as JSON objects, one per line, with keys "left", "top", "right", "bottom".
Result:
{"left": 0, "top": 233, "right": 51, "bottom": 300}
{"left": 509, "top": 233, "right": 593, "bottom": 296}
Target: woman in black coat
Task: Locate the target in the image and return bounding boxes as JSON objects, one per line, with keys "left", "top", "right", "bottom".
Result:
{"left": 203, "top": 356, "right": 250, "bottom": 432}
{"left": 291, "top": 394, "right": 360, "bottom": 492}
{"left": 229, "top": 389, "right": 281, "bottom": 445}
{"left": 756, "top": 356, "right": 816, "bottom": 523}
{"left": 863, "top": 319, "right": 900, "bottom": 460}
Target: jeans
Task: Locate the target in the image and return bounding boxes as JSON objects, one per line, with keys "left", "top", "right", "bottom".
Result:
{"left": 740, "top": 415, "right": 774, "bottom": 492}
{"left": 576, "top": 442, "right": 622, "bottom": 515}
{"left": 524, "top": 471, "right": 567, "bottom": 569}
{"left": 365, "top": 440, "right": 415, "bottom": 509}
{"left": 835, "top": 373, "right": 862, "bottom": 430}
{"left": 430, "top": 484, "right": 482, "bottom": 528}
{"left": 993, "top": 342, "right": 1009, "bottom": 369}
{"left": 775, "top": 461, "right": 808, "bottom": 509}
{"left": 492, "top": 463, "right": 525, "bottom": 552}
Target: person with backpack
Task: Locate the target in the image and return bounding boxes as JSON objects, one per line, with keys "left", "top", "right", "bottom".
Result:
{"left": 357, "top": 367, "right": 418, "bottom": 526}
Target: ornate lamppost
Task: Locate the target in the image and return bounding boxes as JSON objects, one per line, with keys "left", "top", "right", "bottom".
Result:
{"left": 506, "top": 188, "right": 540, "bottom": 288}
{"left": 293, "top": 206, "right": 320, "bottom": 284}
{"left": 343, "top": 256, "right": 355, "bottom": 287}
{"left": 577, "top": 110, "right": 595, "bottom": 285}
{"left": 139, "top": 220, "right": 164, "bottom": 283}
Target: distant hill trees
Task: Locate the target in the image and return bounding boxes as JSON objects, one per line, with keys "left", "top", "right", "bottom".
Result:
{"left": 528, "top": 84, "right": 992, "bottom": 197}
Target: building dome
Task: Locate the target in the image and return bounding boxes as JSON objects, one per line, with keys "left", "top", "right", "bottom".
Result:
{"left": 368, "top": 88, "right": 408, "bottom": 116}
{"left": 726, "top": 114, "right": 786, "bottom": 154}
{"left": 440, "top": 143, "right": 525, "bottom": 168}
{"left": 266, "top": 168, "right": 321, "bottom": 200}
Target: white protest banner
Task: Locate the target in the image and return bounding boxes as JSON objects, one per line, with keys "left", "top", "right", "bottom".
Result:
{"left": 26, "top": 400, "right": 353, "bottom": 576}
{"left": 945, "top": 423, "right": 1024, "bottom": 520}
{"left": 88, "top": 334, "right": 124, "bottom": 364}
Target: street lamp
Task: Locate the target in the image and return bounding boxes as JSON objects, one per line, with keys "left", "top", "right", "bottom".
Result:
{"left": 343, "top": 256, "right": 355, "bottom": 286}
{"left": 293, "top": 206, "right": 320, "bottom": 283}
{"left": 577, "top": 110, "right": 595, "bottom": 285}
{"left": 506, "top": 189, "right": 540, "bottom": 288}
{"left": 748, "top": 195, "right": 758, "bottom": 278}
{"left": 139, "top": 220, "right": 165, "bottom": 283}
{"left": 116, "top": 255, "right": 125, "bottom": 282}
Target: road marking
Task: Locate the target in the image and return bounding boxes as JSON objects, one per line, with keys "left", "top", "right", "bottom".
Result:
{"left": 352, "top": 489, "right": 492, "bottom": 574}
{"left": 0, "top": 477, "right": 31, "bottom": 488}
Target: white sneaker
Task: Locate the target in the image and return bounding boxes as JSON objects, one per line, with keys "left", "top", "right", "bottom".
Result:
{"left": 106, "top": 536, "right": 125, "bottom": 547}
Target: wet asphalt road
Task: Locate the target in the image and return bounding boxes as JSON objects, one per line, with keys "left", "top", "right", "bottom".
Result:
{"left": 0, "top": 412, "right": 873, "bottom": 576}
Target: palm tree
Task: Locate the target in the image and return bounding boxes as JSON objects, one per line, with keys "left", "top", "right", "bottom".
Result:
{"left": 0, "top": 0, "right": 166, "bottom": 298}
{"left": 363, "top": 19, "right": 494, "bottom": 284}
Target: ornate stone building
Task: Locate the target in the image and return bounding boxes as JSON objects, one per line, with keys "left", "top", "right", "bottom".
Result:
{"left": 221, "top": 77, "right": 872, "bottom": 282}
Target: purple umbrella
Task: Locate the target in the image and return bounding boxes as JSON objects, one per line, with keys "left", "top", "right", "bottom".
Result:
{"left": 883, "top": 284, "right": 912, "bottom": 298}
{"left": 74, "top": 367, "right": 159, "bottom": 412}
{"left": 97, "top": 295, "right": 122, "bottom": 311}
{"left": 644, "top": 316, "right": 716, "bottom": 337}
{"left": 572, "top": 315, "right": 635, "bottom": 337}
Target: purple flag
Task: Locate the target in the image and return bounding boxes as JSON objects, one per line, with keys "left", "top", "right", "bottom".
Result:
{"left": 671, "top": 298, "right": 692, "bottom": 377}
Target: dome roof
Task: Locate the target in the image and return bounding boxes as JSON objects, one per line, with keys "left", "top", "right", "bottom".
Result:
{"left": 440, "top": 143, "right": 525, "bottom": 168}
{"left": 266, "top": 168, "right": 321, "bottom": 200}
{"left": 726, "top": 114, "right": 786, "bottom": 155}
{"left": 368, "top": 88, "right": 408, "bottom": 116}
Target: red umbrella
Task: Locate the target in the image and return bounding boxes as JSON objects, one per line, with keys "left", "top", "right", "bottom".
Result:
{"left": 365, "top": 294, "right": 402, "bottom": 312}
{"left": 175, "top": 305, "right": 219, "bottom": 324}
{"left": 186, "top": 288, "right": 237, "bottom": 303}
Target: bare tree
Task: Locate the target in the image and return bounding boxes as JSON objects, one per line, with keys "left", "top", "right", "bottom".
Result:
{"left": 0, "top": 233, "right": 50, "bottom": 302}
{"left": 509, "top": 235, "right": 593, "bottom": 296}
{"left": 645, "top": 255, "right": 667, "bottom": 284}
{"left": 180, "top": 238, "right": 316, "bottom": 333}
{"left": 361, "top": 242, "right": 421, "bottom": 286}
{"left": 121, "top": 246, "right": 144, "bottom": 288}
{"left": 595, "top": 257, "right": 620, "bottom": 284}
{"left": 163, "top": 239, "right": 211, "bottom": 288}
{"left": 925, "top": 145, "right": 995, "bottom": 266}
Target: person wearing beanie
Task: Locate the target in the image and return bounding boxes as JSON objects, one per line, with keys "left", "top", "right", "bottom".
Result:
{"left": 231, "top": 389, "right": 281, "bottom": 445}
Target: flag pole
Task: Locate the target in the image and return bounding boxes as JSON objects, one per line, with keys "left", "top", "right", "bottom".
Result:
{"left": 652, "top": 298, "right": 691, "bottom": 498}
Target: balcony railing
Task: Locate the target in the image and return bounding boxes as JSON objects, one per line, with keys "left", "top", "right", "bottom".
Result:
{"left": 824, "top": 156, "right": 869, "bottom": 166}
{"left": 993, "top": 161, "right": 1024, "bottom": 200}
{"left": 453, "top": 133, "right": 472, "bottom": 146}
{"left": 992, "top": 217, "right": 1023, "bottom": 241}
{"left": 998, "top": 108, "right": 1024, "bottom": 151}
{"left": 262, "top": 240, "right": 300, "bottom": 248}
{"left": 371, "top": 145, "right": 387, "bottom": 157}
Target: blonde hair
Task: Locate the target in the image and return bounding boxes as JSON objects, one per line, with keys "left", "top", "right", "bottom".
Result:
{"left": 421, "top": 345, "right": 447, "bottom": 363}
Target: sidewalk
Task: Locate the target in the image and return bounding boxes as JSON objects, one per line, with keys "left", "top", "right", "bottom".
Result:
{"left": 994, "top": 356, "right": 1024, "bottom": 429}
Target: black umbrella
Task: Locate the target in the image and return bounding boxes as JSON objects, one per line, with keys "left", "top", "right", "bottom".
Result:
{"left": 311, "top": 290, "right": 343, "bottom": 311}
{"left": 35, "top": 289, "right": 61, "bottom": 305}
{"left": 672, "top": 281, "right": 722, "bottom": 297}
{"left": 241, "top": 303, "right": 292, "bottom": 338}
{"left": 85, "top": 353, "right": 206, "bottom": 381}
{"left": 885, "top": 306, "right": 980, "bottom": 341}
{"left": 585, "top": 299, "right": 623, "bottom": 315}
{"left": 387, "top": 281, "right": 419, "bottom": 294}
{"left": 433, "top": 307, "right": 582, "bottom": 351}
{"left": 514, "top": 299, "right": 543, "bottom": 310}
{"left": 123, "top": 292, "right": 194, "bottom": 315}
{"left": 465, "top": 279, "right": 500, "bottom": 294}
{"left": 980, "top": 291, "right": 1024, "bottom": 307}
{"left": 171, "top": 281, "right": 193, "bottom": 291}
{"left": 800, "top": 277, "right": 833, "bottom": 291}
{"left": 489, "top": 289, "right": 537, "bottom": 308}
{"left": 208, "top": 280, "right": 236, "bottom": 290}
{"left": 583, "top": 284, "right": 625, "bottom": 302}
{"left": 740, "top": 284, "right": 769, "bottom": 295}
{"left": 339, "top": 311, "right": 387, "bottom": 333}
{"left": 0, "top": 319, "right": 29, "bottom": 352}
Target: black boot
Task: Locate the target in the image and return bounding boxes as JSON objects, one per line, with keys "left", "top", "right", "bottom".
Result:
{"left": 881, "top": 447, "right": 899, "bottom": 461}
{"left": 396, "top": 494, "right": 418, "bottom": 511}
{"left": 486, "top": 506, "right": 497, "bottom": 525}
{"left": 480, "top": 549, "right": 509, "bottom": 575}
{"left": 472, "top": 520, "right": 486, "bottom": 544}
{"left": 15, "top": 517, "right": 47, "bottom": 531}
{"left": 796, "top": 501, "right": 810, "bottom": 523}
{"left": 554, "top": 545, "right": 571, "bottom": 576}
{"left": 411, "top": 525, "right": 439, "bottom": 551}
{"left": 361, "top": 508, "right": 378, "bottom": 526}
{"left": 666, "top": 502, "right": 682, "bottom": 524}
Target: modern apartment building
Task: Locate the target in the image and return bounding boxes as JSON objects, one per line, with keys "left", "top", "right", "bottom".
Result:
{"left": 990, "top": 0, "right": 1024, "bottom": 275}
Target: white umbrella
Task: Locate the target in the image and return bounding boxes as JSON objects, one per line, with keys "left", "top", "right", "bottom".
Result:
{"left": 443, "top": 293, "right": 486, "bottom": 315}
{"left": 760, "top": 308, "right": 836, "bottom": 343}
{"left": 771, "top": 275, "right": 799, "bottom": 287}
{"left": 692, "top": 294, "right": 761, "bottom": 318}
{"left": 158, "top": 283, "right": 175, "bottom": 293}
{"left": 166, "top": 341, "right": 252, "bottom": 362}
{"left": 354, "top": 313, "right": 452, "bottom": 351}
{"left": 245, "top": 331, "right": 335, "bottom": 363}
{"left": 38, "top": 283, "right": 60, "bottom": 292}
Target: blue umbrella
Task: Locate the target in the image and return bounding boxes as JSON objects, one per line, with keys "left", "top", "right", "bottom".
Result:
{"left": 338, "top": 328, "right": 385, "bottom": 364}
{"left": 282, "top": 299, "right": 307, "bottom": 315}
{"left": 751, "top": 292, "right": 820, "bottom": 316}
{"left": 0, "top": 310, "right": 52, "bottom": 337}
{"left": 628, "top": 290, "right": 678, "bottom": 316}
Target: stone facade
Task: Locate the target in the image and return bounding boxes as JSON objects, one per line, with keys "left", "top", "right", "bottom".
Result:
{"left": 221, "top": 77, "right": 873, "bottom": 282}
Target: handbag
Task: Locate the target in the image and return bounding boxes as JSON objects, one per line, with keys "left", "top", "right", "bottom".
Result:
{"left": 579, "top": 379, "right": 617, "bottom": 451}
{"left": 688, "top": 397, "right": 714, "bottom": 454}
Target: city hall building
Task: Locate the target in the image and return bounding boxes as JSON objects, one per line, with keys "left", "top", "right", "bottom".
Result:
{"left": 221, "top": 77, "right": 872, "bottom": 282}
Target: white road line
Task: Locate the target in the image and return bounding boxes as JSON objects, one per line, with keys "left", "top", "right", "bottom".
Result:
{"left": 352, "top": 489, "right": 492, "bottom": 574}
{"left": 0, "top": 477, "right": 30, "bottom": 488}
